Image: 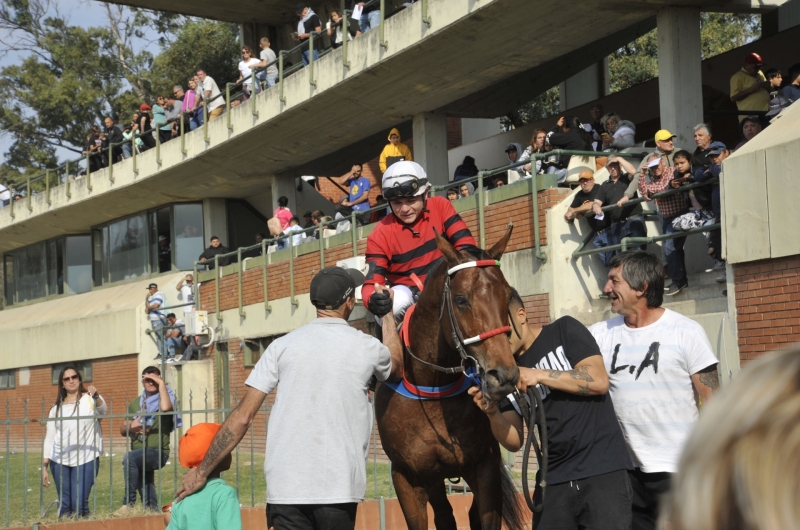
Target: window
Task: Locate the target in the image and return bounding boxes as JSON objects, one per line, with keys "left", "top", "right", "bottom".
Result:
{"left": 107, "top": 213, "right": 149, "bottom": 283}
{"left": 15, "top": 241, "right": 47, "bottom": 303}
{"left": 244, "top": 335, "right": 282, "bottom": 367}
{"left": 173, "top": 203, "right": 205, "bottom": 270}
{"left": 65, "top": 236, "right": 92, "bottom": 294}
{"left": 0, "top": 369, "right": 14, "bottom": 390}
{"left": 51, "top": 361, "right": 93, "bottom": 385}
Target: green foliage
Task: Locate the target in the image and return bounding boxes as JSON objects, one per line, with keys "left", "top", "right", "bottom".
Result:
{"left": 150, "top": 19, "right": 240, "bottom": 97}
{"left": 502, "top": 87, "right": 561, "bottom": 129}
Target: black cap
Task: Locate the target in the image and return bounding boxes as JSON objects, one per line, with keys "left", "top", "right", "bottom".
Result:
{"left": 147, "top": 283, "right": 158, "bottom": 289}
{"left": 295, "top": 2, "right": 305, "bottom": 14}
{"left": 310, "top": 267, "right": 365, "bottom": 309}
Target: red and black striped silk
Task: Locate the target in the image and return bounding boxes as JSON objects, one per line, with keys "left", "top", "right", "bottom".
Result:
{"left": 362, "top": 196, "right": 477, "bottom": 306}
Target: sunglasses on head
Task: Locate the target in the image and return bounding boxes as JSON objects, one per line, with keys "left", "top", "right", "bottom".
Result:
{"left": 382, "top": 178, "right": 427, "bottom": 201}
{"left": 63, "top": 375, "right": 79, "bottom": 382}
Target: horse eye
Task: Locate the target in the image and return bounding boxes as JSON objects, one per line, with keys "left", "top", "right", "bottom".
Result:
{"left": 454, "top": 295, "right": 469, "bottom": 307}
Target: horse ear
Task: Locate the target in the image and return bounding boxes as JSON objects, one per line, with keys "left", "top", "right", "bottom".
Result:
{"left": 434, "top": 229, "right": 463, "bottom": 266}
{"left": 487, "top": 224, "right": 513, "bottom": 260}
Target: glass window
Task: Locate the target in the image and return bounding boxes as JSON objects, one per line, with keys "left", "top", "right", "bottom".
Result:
{"left": 151, "top": 207, "right": 172, "bottom": 274}
{"left": 15, "top": 242, "right": 47, "bottom": 303}
{"left": 92, "top": 229, "right": 104, "bottom": 287}
{"left": 51, "top": 361, "right": 93, "bottom": 385}
{"left": 65, "top": 236, "right": 92, "bottom": 294}
{"left": 47, "top": 238, "right": 64, "bottom": 296}
{"left": 173, "top": 204, "right": 205, "bottom": 270}
{"left": 0, "top": 369, "right": 14, "bottom": 390}
{"left": 107, "top": 214, "right": 149, "bottom": 282}
{"left": 4, "top": 254, "right": 14, "bottom": 306}
{"left": 243, "top": 335, "right": 283, "bottom": 367}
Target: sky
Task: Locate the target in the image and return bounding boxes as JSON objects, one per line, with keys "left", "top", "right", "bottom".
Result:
{"left": 0, "top": 0, "right": 163, "bottom": 164}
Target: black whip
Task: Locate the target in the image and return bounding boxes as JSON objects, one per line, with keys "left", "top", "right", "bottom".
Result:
{"left": 517, "top": 386, "right": 548, "bottom": 515}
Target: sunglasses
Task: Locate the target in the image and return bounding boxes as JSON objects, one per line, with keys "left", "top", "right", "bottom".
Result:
{"left": 383, "top": 178, "right": 427, "bottom": 201}
{"left": 62, "top": 375, "right": 79, "bottom": 383}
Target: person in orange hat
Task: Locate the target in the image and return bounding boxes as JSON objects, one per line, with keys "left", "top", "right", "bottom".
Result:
{"left": 730, "top": 52, "right": 771, "bottom": 121}
{"left": 164, "top": 423, "right": 241, "bottom": 530}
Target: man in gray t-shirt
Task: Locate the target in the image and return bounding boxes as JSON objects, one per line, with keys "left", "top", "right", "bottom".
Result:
{"left": 177, "top": 267, "right": 403, "bottom": 530}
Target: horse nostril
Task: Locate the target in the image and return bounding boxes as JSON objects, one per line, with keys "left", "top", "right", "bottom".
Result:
{"left": 485, "top": 367, "right": 518, "bottom": 390}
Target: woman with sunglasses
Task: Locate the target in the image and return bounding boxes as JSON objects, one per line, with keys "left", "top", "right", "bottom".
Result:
{"left": 42, "top": 366, "right": 107, "bottom": 518}
{"left": 362, "top": 161, "right": 478, "bottom": 325}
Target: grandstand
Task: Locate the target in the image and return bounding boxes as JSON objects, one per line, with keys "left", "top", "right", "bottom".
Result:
{"left": 1, "top": 0, "right": 800, "bottom": 527}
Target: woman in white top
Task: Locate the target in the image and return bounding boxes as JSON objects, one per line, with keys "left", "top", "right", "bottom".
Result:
{"left": 42, "top": 366, "right": 107, "bottom": 518}
{"left": 237, "top": 46, "right": 260, "bottom": 101}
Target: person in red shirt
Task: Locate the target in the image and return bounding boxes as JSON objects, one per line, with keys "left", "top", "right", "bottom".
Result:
{"left": 363, "top": 161, "right": 477, "bottom": 322}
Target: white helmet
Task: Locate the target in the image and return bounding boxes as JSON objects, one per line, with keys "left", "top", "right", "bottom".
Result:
{"left": 382, "top": 161, "right": 430, "bottom": 200}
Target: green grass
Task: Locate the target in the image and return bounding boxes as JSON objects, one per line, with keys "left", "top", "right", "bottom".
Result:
{"left": 0, "top": 451, "right": 394, "bottom": 528}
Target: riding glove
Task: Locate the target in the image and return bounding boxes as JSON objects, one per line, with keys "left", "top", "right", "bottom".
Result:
{"left": 369, "top": 291, "right": 393, "bottom": 317}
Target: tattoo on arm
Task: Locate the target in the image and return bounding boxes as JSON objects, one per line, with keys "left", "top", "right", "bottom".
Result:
{"left": 199, "top": 426, "right": 235, "bottom": 475}
{"left": 697, "top": 365, "right": 719, "bottom": 390}
{"left": 576, "top": 384, "right": 591, "bottom": 396}
{"left": 568, "top": 366, "right": 595, "bottom": 382}
{"left": 547, "top": 369, "right": 561, "bottom": 379}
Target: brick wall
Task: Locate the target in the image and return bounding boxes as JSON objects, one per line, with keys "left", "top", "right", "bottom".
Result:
{"left": 734, "top": 255, "right": 800, "bottom": 362}
{"left": 0, "top": 355, "right": 140, "bottom": 452}
{"left": 199, "top": 187, "right": 569, "bottom": 314}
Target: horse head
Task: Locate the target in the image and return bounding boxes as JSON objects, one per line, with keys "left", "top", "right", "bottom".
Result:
{"left": 434, "top": 226, "right": 519, "bottom": 401}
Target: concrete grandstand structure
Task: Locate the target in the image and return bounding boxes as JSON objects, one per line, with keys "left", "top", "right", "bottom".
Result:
{"left": 2, "top": 0, "right": 800, "bottom": 507}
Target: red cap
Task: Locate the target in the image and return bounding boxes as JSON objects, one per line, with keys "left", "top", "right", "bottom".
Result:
{"left": 179, "top": 423, "right": 221, "bottom": 468}
{"left": 745, "top": 52, "right": 763, "bottom": 66}
{"left": 139, "top": 103, "right": 152, "bottom": 111}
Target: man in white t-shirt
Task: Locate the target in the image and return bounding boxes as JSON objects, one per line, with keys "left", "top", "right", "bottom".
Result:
{"left": 196, "top": 68, "right": 224, "bottom": 121}
{"left": 175, "top": 274, "right": 195, "bottom": 314}
{"left": 176, "top": 267, "right": 404, "bottom": 530}
{"left": 0, "top": 181, "right": 11, "bottom": 207}
{"left": 588, "top": 251, "right": 719, "bottom": 530}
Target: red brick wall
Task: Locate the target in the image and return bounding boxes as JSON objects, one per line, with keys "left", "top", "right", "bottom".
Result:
{"left": 0, "top": 355, "right": 140, "bottom": 451}
{"left": 200, "top": 187, "right": 569, "bottom": 313}
{"left": 734, "top": 255, "right": 800, "bottom": 362}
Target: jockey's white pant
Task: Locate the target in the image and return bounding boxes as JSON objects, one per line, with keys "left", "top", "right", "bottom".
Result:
{"left": 374, "top": 285, "right": 415, "bottom": 325}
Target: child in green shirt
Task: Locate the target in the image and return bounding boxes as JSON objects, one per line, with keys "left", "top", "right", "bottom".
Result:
{"left": 165, "top": 423, "right": 242, "bottom": 530}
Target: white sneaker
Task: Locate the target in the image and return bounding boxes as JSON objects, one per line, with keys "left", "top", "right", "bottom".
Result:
{"left": 165, "top": 358, "right": 176, "bottom": 364}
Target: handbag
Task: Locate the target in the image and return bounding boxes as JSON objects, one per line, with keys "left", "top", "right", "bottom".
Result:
{"left": 267, "top": 217, "right": 282, "bottom": 236}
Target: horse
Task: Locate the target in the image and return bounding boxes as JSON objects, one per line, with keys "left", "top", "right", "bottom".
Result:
{"left": 375, "top": 226, "right": 527, "bottom": 530}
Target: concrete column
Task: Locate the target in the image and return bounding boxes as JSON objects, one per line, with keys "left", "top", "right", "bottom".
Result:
{"left": 412, "top": 112, "right": 449, "bottom": 186}
{"left": 558, "top": 60, "right": 608, "bottom": 112}
{"left": 202, "top": 199, "right": 229, "bottom": 247}
{"left": 657, "top": 7, "right": 703, "bottom": 150}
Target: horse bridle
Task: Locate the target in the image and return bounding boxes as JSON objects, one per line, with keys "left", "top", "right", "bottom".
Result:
{"left": 405, "top": 260, "right": 511, "bottom": 385}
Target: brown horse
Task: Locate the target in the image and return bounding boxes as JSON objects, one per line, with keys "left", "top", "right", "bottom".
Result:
{"left": 375, "top": 227, "right": 526, "bottom": 530}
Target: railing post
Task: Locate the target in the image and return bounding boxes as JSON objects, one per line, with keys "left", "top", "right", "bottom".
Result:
{"left": 180, "top": 113, "right": 187, "bottom": 155}
{"left": 279, "top": 51, "right": 287, "bottom": 104}
{"left": 289, "top": 236, "right": 298, "bottom": 307}
{"left": 531, "top": 174, "right": 547, "bottom": 263}
{"left": 380, "top": 0, "right": 388, "bottom": 49}
{"left": 85, "top": 153, "right": 93, "bottom": 191}
{"left": 237, "top": 249, "right": 246, "bottom": 319}
{"left": 351, "top": 212, "right": 358, "bottom": 258}
{"left": 26, "top": 174, "right": 32, "bottom": 211}
{"left": 226, "top": 83, "right": 233, "bottom": 131}
{"left": 45, "top": 169, "right": 51, "bottom": 205}
{"left": 477, "top": 171, "right": 485, "bottom": 248}
{"left": 309, "top": 33, "right": 317, "bottom": 88}
{"left": 342, "top": 11, "right": 351, "bottom": 68}
{"left": 155, "top": 125, "right": 162, "bottom": 165}
{"left": 9, "top": 193, "right": 13, "bottom": 219}
{"left": 421, "top": 0, "right": 431, "bottom": 26}
{"left": 251, "top": 69, "right": 259, "bottom": 118}
{"left": 65, "top": 161, "right": 71, "bottom": 198}
{"left": 108, "top": 145, "right": 114, "bottom": 183}
{"left": 215, "top": 255, "right": 223, "bottom": 323}
{"left": 203, "top": 98, "right": 209, "bottom": 143}
{"left": 131, "top": 135, "right": 138, "bottom": 175}
{"left": 193, "top": 262, "right": 200, "bottom": 311}
{"left": 319, "top": 223, "right": 325, "bottom": 268}
{"left": 262, "top": 240, "right": 272, "bottom": 312}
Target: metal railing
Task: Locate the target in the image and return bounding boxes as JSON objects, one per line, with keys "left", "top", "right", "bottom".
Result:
{"left": 571, "top": 178, "right": 720, "bottom": 259}
{"left": 0, "top": 0, "right": 420, "bottom": 218}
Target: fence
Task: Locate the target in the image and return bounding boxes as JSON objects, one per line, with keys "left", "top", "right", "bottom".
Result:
{"left": 0, "top": 0, "right": 418, "bottom": 221}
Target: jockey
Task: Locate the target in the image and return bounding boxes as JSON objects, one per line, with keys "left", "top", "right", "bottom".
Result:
{"left": 363, "top": 161, "right": 478, "bottom": 322}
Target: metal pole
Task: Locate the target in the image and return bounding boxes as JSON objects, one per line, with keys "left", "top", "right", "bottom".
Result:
{"left": 203, "top": 97, "right": 210, "bottom": 143}
{"left": 65, "top": 161, "right": 72, "bottom": 198}
{"left": 252, "top": 70, "right": 259, "bottom": 118}
{"left": 215, "top": 255, "right": 223, "bottom": 323}
{"left": 342, "top": 11, "right": 351, "bottom": 68}
{"left": 85, "top": 153, "right": 93, "bottom": 191}
{"left": 531, "top": 175, "right": 547, "bottom": 263}
{"left": 156, "top": 124, "right": 162, "bottom": 165}
{"left": 45, "top": 169, "right": 51, "bottom": 205}
{"left": 279, "top": 51, "right": 287, "bottom": 104}
{"left": 309, "top": 33, "right": 317, "bottom": 87}
{"left": 238, "top": 248, "right": 246, "bottom": 318}
{"left": 226, "top": 83, "right": 233, "bottom": 131}
{"left": 262, "top": 240, "right": 272, "bottom": 312}
{"left": 477, "top": 171, "right": 485, "bottom": 248}
{"left": 421, "top": 0, "right": 431, "bottom": 26}
{"left": 380, "top": 0, "right": 388, "bottom": 49}
{"left": 180, "top": 113, "right": 187, "bottom": 155}
{"left": 108, "top": 145, "right": 114, "bottom": 183}
{"left": 351, "top": 212, "right": 358, "bottom": 258}
{"left": 26, "top": 174, "right": 32, "bottom": 211}
{"left": 289, "top": 236, "right": 298, "bottom": 307}
{"left": 193, "top": 262, "right": 200, "bottom": 312}
{"left": 131, "top": 135, "right": 138, "bottom": 175}
{"left": 319, "top": 223, "right": 325, "bottom": 268}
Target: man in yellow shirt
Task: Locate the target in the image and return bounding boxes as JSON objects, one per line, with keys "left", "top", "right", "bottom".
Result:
{"left": 730, "top": 52, "right": 770, "bottom": 122}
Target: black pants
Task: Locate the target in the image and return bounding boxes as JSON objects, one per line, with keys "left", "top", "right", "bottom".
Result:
{"left": 267, "top": 503, "right": 357, "bottom": 530}
{"left": 533, "top": 468, "right": 632, "bottom": 530}
{"left": 628, "top": 469, "right": 672, "bottom": 530}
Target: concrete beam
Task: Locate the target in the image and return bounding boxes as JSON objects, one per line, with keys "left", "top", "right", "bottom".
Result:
{"left": 412, "top": 112, "right": 450, "bottom": 186}
{"left": 657, "top": 7, "right": 704, "bottom": 149}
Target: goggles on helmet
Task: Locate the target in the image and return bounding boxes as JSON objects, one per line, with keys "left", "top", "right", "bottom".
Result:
{"left": 382, "top": 177, "right": 429, "bottom": 201}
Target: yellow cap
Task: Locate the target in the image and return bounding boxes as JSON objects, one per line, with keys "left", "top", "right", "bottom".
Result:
{"left": 654, "top": 130, "right": 676, "bottom": 142}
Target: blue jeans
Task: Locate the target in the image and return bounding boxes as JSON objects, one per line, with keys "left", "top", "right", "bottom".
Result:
{"left": 302, "top": 49, "right": 319, "bottom": 66}
{"left": 265, "top": 74, "right": 277, "bottom": 87}
{"left": 592, "top": 230, "right": 614, "bottom": 268}
{"left": 122, "top": 448, "right": 170, "bottom": 511}
{"left": 166, "top": 337, "right": 183, "bottom": 359}
{"left": 609, "top": 215, "right": 647, "bottom": 252}
{"left": 189, "top": 112, "right": 203, "bottom": 131}
{"left": 121, "top": 144, "right": 132, "bottom": 159}
{"left": 661, "top": 216, "right": 687, "bottom": 285}
{"left": 546, "top": 165, "right": 567, "bottom": 183}
{"left": 50, "top": 458, "right": 100, "bottom": 517}
{"left": 360, "top": 9, "right": 381, "bottom": 32}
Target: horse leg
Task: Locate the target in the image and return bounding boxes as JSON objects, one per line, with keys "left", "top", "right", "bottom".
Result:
{"left": 425, "top": 481, "right": 457, "bottom": 530}
{"left": 392, "top": 468, "right": 430, "bottom": 530}
{"left": 463, "top": 458, "right": 504, "bottom": 530}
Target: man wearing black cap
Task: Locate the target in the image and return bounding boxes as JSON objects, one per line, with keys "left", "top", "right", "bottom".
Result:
{"left": 177, "top": 267, "right": 403, "bottom": 530}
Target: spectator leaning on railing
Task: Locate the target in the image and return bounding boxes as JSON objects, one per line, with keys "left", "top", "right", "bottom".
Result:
{"left": 694, "top": 141, "right": 729, "bottom": 284}
{"left": 546, "top": 116, "right": 592, "bottom": 183}
{"left": 781, "top": 62, "right": 800, "bottom": 103}
{"left": 0, "top": 179, "right": 11, "bottom": 207}
{"left": 520, "top": 129, "right": 547, "bottom": 175}
{"left": 328, "top": 10, "right": 360, "bottom": 49}
{"left": 734, "top": 115, "right": 762, "bottom": 151}
{"left": 601, "top": 113, "right": 636, "bottom": 152}
{"left": 294, "top": 4, "right": 322, "bottom": 66}
{"left": 565, "top": 170, "right": 610, "bottom": 264}
{"left": 238, "top": 46, "right": 260, "bottom": 101}
{"left": 198, "top": 236, "right": 231, "bottom": 269}
{"left": 104, "top": 116, "right": 125, "bottom": 164}
{"left": 137, "top": 104, "right": 156, "bottom": 150}
{"left": 257, "top": 37, "right": 279, "bottom": 88}
{"left": 353, "top": 0, "right": 380, "bottom": 33}
{"left": 197, "top": 68, "right": 224, "bottom": 122}
{"left": 379, "top": 128, "right": 413, "bottom": 173}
